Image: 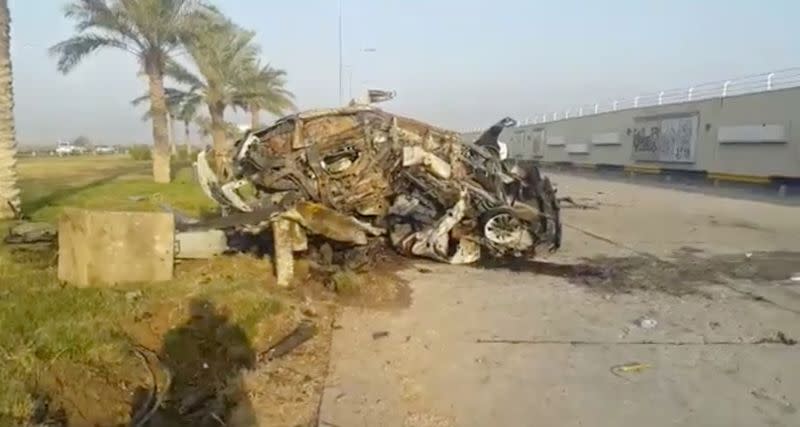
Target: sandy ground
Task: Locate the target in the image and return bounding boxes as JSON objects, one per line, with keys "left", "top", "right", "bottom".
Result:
{"left": 317, "top": 173, "right": 800, "bottom": 427}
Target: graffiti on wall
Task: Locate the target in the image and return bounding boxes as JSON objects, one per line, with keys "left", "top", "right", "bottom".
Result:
{"left": 632, "top": 115, "right": 698, "bottom": 162}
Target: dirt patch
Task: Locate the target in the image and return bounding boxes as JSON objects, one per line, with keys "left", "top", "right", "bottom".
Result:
{"left": 290, "top": 242, "right": 414, "bottom": 311}
{"left": 481, "top": 250, "right": 800, "bottom": 296}
{"left": 31, "top": 358, "right": 141, "bottom": 426}
{"left": 11, "top": 248, "right": 408, "bottom": 426}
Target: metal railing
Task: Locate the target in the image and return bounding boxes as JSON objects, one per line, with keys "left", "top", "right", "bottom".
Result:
{"left": 467, "top": 67, "right": 800, "bottom": 131}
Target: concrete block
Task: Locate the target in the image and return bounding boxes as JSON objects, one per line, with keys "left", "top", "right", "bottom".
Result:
{"left": 58, "top": 209, "right": 174, "bottom": 287}
{"left": 175, "top": 230, "right": 228, "bottom": 259}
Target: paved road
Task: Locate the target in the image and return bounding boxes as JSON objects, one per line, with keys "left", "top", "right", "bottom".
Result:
{"left": 318, "top": 173, "right": 800, "bottom": 427}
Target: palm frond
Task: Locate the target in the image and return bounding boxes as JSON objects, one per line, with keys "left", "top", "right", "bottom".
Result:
{"left": 54, "top": 0, "right": 207, "bottom": 72}
{"left": 234, "top": 61, "right": 296, "bottom": 116}
{"left": 49, "top": 34, "right": 131, "bottom": 73}
{"left": 65, "top": 0, "right": 144, "bottom": 51}
{"left": 165, "top": 59, "right": 204, "bottom": 89}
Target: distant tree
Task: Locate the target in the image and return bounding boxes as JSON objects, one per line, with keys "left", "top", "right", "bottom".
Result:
{"left": 236, "top": 61, "right": 294, "bottom": 130}
{"left": 176, "top": 90, "right": 202, "bottom": 155}
{"left": 50, "top": 0, "right": 212, "bottom": 183}
{"left": 0, "top": 0, "right": 20, "bottom": 219}
{"left": 132, "top": 86, "right": 201, "bottom": 157}
{"left": 165, "top": 16, "right": 261, "bottom": 173}
{"left": 71, "top": 135, "right": 91, "bottom": 147}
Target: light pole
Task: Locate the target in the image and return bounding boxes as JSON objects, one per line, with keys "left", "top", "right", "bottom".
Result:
{"left": 338, "top": 0, "right": 344, "bottom": 105}
{"left": 343, "top": 65, "right": 353, "bottom": 100}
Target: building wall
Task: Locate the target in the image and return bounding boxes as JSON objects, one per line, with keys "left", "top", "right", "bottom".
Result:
{"left": 463, "top": 86, "right": 800, "bottom": 178}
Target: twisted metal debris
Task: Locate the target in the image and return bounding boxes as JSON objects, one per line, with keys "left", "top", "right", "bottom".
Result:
{"left": 196, "top": 106, "right": 561, "bottom": 284}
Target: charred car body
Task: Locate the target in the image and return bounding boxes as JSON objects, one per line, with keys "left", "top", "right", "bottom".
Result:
{"left": 195, "top": 105, "right": 560, "bottom": 270}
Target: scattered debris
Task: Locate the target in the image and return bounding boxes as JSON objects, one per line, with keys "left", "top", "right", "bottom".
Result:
{"left": 27, "top": 393, "right": 67, "bottom": 427}
{"left": 195, "top": 106, "right": 562, "bottom": 285}
{"left": 754, "top": 331, "right": 797, "bottom": 346}
{"left": 790, "top": 273, "right": 800, "bottom": 282}
{"left": 751, "top": 388, "right": 798, "bottom": 414}
{"left": 610, "top": 362, "right": 651, "bottom": 379}
{"left": 125, "top": 290, "right": 143, "bottom": 302}
{"left": 129, "top": 346, "right": 171, "bottom": 427}
{"left": 634, "top": 317, "right": 658, "bottom": 329}
{"left": 558, "top": 196, "right": 599, "bottom": 210}
{"left": 260, "top": 320, "right": 318, "bottom": 361}
{"left": 301, "top": 305, "right": 318, "bottom": 318}
{"left": 4, "top": 221, "right": 57, "bottom": 244}
{"left": 372, "top": 331, "right": 390, "bottom": 340}
{"left": 158, "top": 203, "right": 200, "bottom": 227}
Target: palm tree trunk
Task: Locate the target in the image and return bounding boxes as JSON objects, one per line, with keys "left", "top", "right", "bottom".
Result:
{"left": 184, "top": 120, "right": 191, "bottom": 157}
{"left": 250, "top": 105, "right": 260, "bottom": 130}
{"left": 145, "top": 61, "right": 171, "bottom": 183}
{"left": 168, "top": 114, "right": 177, "bottom": 157}
{"left": 208, "top": 102, "right": 228, "bottom": 174}
{"left": 0, "top": 0, "right": 20, "bottom": 219}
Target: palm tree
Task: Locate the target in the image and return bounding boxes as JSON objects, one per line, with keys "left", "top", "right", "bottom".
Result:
{"left": 50, "top": 0, "right": 208, "bottom": 183}
{"left": 166, "top": 16, "right": 260, "bottom": 172}
{"left": 0, "top": 0, "right": 20, "bottom": 219}
{"left": 237, "top": 61, "right": 294, "bottom": 130}
{"left": 176, "top": 93, "right": 201, "bottom": 155}
{"left": 193, "top": 115, "right": 242, "bottom": 141}
{"left": 132, "top": 86, "right": 192, "bottom": 155}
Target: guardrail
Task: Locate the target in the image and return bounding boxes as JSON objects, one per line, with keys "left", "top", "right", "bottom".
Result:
{"left": 466, "top": 67, "right": 800, "bottom": 131}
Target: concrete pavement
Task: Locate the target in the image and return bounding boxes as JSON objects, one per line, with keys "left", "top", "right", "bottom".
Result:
{"left": 318, "top": 173, "right": 800, "bottom": 427}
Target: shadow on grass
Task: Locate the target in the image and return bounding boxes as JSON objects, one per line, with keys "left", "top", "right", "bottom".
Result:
{"left": 130, "top": 298, "right": 256, "bottom": 427}
{"left": 21, "top": 164, "right": 149, "bottom": 217}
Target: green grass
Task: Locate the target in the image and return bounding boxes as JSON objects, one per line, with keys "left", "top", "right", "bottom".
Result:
{"left": 17, "top": 155, "right": 216, "bottom": 222}
{"left": 0, "top": 156, "right": 287, "bottom": 424}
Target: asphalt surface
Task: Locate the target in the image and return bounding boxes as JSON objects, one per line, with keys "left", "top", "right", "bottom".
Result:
{"left": 318, "top": 172, "right": 800, "bottom": 427}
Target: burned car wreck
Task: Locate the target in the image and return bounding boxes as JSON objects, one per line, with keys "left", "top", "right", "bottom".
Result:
{"left": 195, "top": 105, "right": 561, "bottom": 283}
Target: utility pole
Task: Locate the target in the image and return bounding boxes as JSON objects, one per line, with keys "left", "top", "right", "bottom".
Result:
{"left": 338, "top": 0, "right": 343, "bottom": 105}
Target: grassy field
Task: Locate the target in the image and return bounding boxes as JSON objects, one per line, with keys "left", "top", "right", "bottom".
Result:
{"left": 0, "top": 156, "right": 331, "bottom": 425}
{"left": 16, "top": 155, "right": 216, "bottom": 221}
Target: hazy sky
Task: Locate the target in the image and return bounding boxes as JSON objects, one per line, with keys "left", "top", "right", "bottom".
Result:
{"left": 9, "top": 0, "right": 799, "bottom": 146}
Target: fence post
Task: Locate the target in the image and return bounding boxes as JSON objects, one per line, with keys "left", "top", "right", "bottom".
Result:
{"left": 578, "top": 107, "right": 583, "bottom": 117}
{"left": 688, "top": 87, "right": 694, "bottom": 101}
{"left": 658, "top": 91, "right": 664, "bottom": 105}
{"left": 565, "top": 109, "right": 570, "bottom": 119}
{"left": 594, "top": 104, "right": 599, "bottom": 114}
{"left": 552, "top": 112, "right": 558, "bottom": 121}
{"left": 634, "top": 96, "right": 640, "bottom": 107}
{"left": 767, "top": 73, "right": 775, "bottom": 90}
{"left": 542, "top": 114, "right": 547, "bottom": 123}
{"left": 722, "top": 80, "right": 731, "bottom": 97}
{"left": 612, "top": 100, "right": 618, "bottom": 111}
